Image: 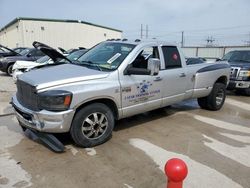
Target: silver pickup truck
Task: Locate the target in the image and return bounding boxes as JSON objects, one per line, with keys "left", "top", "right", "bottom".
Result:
{"left": 12, "top": 40, "right": 230, "bottom": 150}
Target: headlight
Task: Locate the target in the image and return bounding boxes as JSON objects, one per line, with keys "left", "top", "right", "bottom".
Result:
{"left": 239, "top": 70, "right": 250, "bottom": 77}
{"left": 38, "top": 90, "right": 72, "bottom": 111}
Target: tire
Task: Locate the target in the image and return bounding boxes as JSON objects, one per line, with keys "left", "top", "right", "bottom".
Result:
{"left": 197, "top": 97, "right": 208, "bottom": 109}
{"left": 70, "top": 103, "right": 114, "bottom": 147}
{"left": 197, "top": 83, "right": 226, "bottom": 111}
{"left": 7, "top": 64, "right": 14, "bottom": 76}
{"left": 244, "top": 88, "right": 250, "bottom": 96}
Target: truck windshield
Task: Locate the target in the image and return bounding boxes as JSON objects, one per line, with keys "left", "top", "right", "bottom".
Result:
{"left": 222, "top": 51, "right": 250, "bottom": 63}
{"left": 77, "top": 42, "right": 135, "bottom": 71}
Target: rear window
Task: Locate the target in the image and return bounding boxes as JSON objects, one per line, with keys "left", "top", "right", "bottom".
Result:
{"left": 162, "top": 46, "right": 182, "bottom": 69}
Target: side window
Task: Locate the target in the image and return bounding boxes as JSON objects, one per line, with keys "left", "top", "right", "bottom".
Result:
{"left": 29, "top": 49, "right": 44, "bottom": 56}
{"left": 132, "top": 46, "right": 159, "bottom": 69}
{"left": 162, "top": 46, "right": 182, "bottom": 69}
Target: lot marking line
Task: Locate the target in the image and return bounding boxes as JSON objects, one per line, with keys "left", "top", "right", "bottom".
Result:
{"left": 124, "top": 183, "right": 133, "bottom": 188}
{"left": 193, "top": 115, "right": 250, "bottom": 134}
{"left": 220, "top": 133, "right": 250, "bottom": 144}
{"left": 203, "top": 134, "right": 250, "bottom": 167}
{"left": 225, "top": 98, "right": 250, "bottom": 111}
{"left": 129, "top": 138, "right": 242, "bottom": 188}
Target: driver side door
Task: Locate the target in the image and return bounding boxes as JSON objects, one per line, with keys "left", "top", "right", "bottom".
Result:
{"left": 119, "top": 46, "right": 163, "bottom": 118}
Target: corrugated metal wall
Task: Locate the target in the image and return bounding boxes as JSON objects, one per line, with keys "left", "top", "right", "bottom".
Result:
{"left": 0, "top": 20, "right": 122, "bottom": 49}
{"left": 0, "top": 22, "right": 20, "bottom": 47}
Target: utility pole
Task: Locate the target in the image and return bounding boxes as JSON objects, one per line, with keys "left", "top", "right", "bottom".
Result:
{"left": 146, "top": 25, "right": 148, "bottom": 39}
{"left": 140, "top": 24, "right": 143, "bottom": 39}
{"left": 206, "top": 36, "right": 215, "bottom": 47}
{"left": 181, "top": 31, "right": 184, "bottom": 47}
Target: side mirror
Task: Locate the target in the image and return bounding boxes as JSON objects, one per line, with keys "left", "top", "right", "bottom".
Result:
{"left": 26, "top": 53, "right": 31, "bottom": 57}
{"left": 147, "top": 58, "right": 160, "bottom": 76}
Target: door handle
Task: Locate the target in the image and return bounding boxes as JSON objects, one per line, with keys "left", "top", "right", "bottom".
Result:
{"left": 154, "top": 77, "right": 162, "bottom": 81}
{"left": 179, "top": 73, "right": 186, "bottom": 77}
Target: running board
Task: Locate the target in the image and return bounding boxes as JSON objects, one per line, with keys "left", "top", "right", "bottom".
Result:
{"left": 24, "top": 129, "right": 65, "bottom": 153}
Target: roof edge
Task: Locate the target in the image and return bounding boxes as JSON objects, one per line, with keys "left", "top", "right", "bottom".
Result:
{"left": 0, "top": 17, "right": 122, "bottom": 33}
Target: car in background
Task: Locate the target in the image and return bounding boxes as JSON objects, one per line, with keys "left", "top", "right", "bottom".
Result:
{"left": 220, "top": 50, "right": 250, "bottom": 95}
{"left": 0, "top": 44, "right": 20, "bottom": 58}
{"left": 0, "top": 48, "right": 45, "bottom": 75}
{"left": 12, "top": 47, "right": 87, "bottom": 81}
{"left": 12, "top": 47, "right": 29, "bottom": 54}
{"left": 186, "top": 57, "right": 206, "bottom": 65}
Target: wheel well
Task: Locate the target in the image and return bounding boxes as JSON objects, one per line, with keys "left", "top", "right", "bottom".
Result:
{"left": 215, "top": 76, "right": 227, "bottom": 85}
{"left": 75, "top": 99, "right": 119, "bottom": 120}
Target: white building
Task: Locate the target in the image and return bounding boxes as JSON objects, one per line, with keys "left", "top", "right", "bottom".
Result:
{"left": 0, "top": 17, "right": 122, "bottom": 49}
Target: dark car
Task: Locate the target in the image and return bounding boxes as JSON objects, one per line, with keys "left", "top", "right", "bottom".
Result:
{"left": 0, "top": 45, "right": 20, "bottom": 58}
{"left": 220, "top": 50, "right": 250, "bottom": 95}
{"left": 186, "top": 57, "right": 206, "bottom": 65}
{"left": 12, "top": 47, "right": 29, "bottom": 54}
{"left": 0, "top": 48, "right": 45, "bottom": 75}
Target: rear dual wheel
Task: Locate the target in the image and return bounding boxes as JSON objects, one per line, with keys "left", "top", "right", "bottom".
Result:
{"left": 198, "top": 83, "right": 226, "bottom": 111}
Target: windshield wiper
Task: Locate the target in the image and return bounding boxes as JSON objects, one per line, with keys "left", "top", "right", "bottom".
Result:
{"left": 79, "top": 61, "right": 102, "bottom": 71}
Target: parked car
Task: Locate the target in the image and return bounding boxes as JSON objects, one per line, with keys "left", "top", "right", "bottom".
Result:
{"left": 0, "top": 48, "right": 45, "bottom": 75}
{"left": 12, "top": 40, "right": 230, "bottom": 151}
{"left": 0, "top": 44, "right": 20, "bottom": 58}
{"left": 12, "top": 47, "right": 29, "bottom": 54}
{"left": 186, "top": 57, "right": 206, "bottom": 65}
{"left": 220, "top": 50, "right": 250, "bottom": 95}
{"left": 12, "top": 48, "right": 87, "bottom": 81}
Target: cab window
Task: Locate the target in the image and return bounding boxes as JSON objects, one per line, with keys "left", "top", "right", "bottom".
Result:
{"left": 131, "top": 46, "right": 159, "bottom": 69}
{"left": 162, "top": 46, "right": 182, "bottom": 69}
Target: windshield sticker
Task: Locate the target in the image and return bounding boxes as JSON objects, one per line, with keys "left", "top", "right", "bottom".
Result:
{"left": 124, "top": 80, "right": 160, "bottom": 103}
{"left": 107, "top": 53, "right": 121, "bottom": 64}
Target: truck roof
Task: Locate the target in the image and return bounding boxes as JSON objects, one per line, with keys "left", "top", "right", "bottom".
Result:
{"left": 104, "top": 39, "right": 178, "bottom": 47}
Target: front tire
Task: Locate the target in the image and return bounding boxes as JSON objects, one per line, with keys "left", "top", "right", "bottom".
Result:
{"left": 70, "top": 103, "right": 114, "bottom": 147}
{"left": 197, "top": 83, "right": 226, "bottom": 111}
{"left": 7, "top": 64, "right": 14, "bottom": 76}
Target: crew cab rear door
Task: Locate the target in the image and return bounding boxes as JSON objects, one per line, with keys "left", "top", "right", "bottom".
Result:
{"left": 160, "top": 46, "right": 189, "bottom": 106}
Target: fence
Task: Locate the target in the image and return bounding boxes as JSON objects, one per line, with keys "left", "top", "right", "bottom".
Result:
{"left": 182, "top": 46, "right": 250, "bottom": 60}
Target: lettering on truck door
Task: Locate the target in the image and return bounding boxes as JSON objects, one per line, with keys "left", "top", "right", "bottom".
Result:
{"left": 120, "top": 46, "right": 163, "bottom": 118}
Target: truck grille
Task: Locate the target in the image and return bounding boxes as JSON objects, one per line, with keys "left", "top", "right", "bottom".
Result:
{"left": 16, "top": 80, "right": 39, "bottom": 111}
{"left": 230, "top": 67, "right": 240, "bottom": 79}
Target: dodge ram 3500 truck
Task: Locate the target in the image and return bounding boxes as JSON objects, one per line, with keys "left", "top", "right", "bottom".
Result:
{"left": 220, "top": 50, "right": 250, "bottom": 96}
{"left": 12, "top": 40, "right": 230, "bottom": 150}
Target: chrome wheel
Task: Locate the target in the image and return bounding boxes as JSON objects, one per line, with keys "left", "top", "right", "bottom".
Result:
{"left": 81, "top": 112, "right": 108, "bottom": 140}
{"left": 215, "top": 89, "right": 224, "bottom": 106}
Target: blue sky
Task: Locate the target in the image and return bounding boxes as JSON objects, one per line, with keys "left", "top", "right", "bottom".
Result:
{"left": 0, "top": 0, "right": 250, "bottom": 46}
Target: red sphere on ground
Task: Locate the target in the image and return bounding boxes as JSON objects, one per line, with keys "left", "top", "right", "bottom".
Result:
{"left": 165, "top": 158, "right": 188, "bottom": 182}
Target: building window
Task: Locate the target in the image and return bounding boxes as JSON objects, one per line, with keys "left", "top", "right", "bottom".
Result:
{"left": 41, "top": 26, "right": 45, "bottom": 31}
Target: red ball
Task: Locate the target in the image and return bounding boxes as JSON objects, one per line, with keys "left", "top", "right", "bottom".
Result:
{"left": 165, "top": 158, "right": 188, "bottom": 182}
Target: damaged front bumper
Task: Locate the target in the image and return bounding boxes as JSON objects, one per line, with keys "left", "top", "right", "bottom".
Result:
{"left": 12, "top": 95, "right": 75, "bottom": 133}
{"left": 11, "top": 95, "right": 76, "bottom": 152}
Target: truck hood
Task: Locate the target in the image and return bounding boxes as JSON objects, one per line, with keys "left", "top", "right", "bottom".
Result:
{"left": 13, "top": 60, "right": 37, "bottom": 70}
{"left": 18, "top": 64, "right": 109, "bottom": 90}
{"left": 33, "top": 41, "right": 70, "bottom": 63}
{"left": 228, "top": 61, "right": 250, "bottom": 69}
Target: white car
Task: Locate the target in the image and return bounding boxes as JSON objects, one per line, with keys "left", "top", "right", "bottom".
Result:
{"left": 12, "top": 49, "right": 87, "bottom": 82}
{"left": 12, "top": 56, "right": 52, "bottom": 82}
